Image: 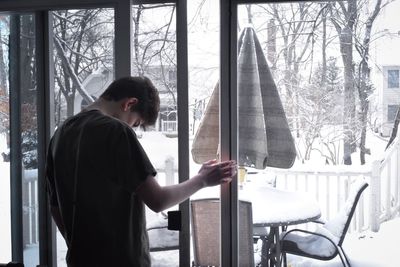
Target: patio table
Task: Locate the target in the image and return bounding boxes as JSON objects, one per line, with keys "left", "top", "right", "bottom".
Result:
{"left": 240, "top": 184, "right": 321, "bottom": 267}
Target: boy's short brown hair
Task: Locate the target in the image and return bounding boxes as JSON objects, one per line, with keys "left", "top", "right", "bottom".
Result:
{"left": 100, "top": 76, "right": 160, "bottom": 126}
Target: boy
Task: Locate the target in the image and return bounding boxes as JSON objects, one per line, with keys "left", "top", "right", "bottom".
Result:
{"left": 46, "top": 76, "right": 236, "bottom": 266}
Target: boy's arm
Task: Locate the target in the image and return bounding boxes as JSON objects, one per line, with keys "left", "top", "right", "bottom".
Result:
{"left": 136, "top": 160, "right": 236, "bottom": 213}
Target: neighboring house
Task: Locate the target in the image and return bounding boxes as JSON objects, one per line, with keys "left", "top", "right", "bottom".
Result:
{"left": 73, "top": 67, "right": 114, "bottom": 114}
{"left": 144, "top": 65, "right": 177, "bottom": 133}
{"left": 379, "top": 65, "right": 400, "bottom": 136}
{"left": 75, "top": 66, "right": 177, "bottom": 132}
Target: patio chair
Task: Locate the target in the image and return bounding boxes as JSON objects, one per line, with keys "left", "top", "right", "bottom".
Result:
{"left": 280, "top": 180, "right": 368, "bottom": 267}
{"left": 190, "top": 198, "right": 255, "bottom": 267}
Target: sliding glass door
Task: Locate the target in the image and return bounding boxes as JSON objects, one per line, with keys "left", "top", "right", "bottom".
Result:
{"left": 0, "top": 13, "right": 41, "bottom": 267}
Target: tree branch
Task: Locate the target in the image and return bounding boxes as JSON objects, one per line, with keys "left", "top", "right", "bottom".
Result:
{"left": 53, "top": 36, "right": 94, "bottom": 104}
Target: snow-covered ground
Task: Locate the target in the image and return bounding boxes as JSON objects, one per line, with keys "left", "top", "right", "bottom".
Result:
{"left": 1, "top": 131, "right": 399, "bottom": 266}
{"left": 148, "top": 217, "right": 400, "bottom": 267}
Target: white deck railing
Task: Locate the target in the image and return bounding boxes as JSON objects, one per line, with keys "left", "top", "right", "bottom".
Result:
{"left": 22, "top": 132, "right": 400, "bottom": 247}
{"left": 161, "top": 120, "right": 177, "bottom": 133}
{"left": 23, "top": 170, "right": 39, "bottom": 246}
{"left": 268, "top": 135, "right": 400, "bottom": 233}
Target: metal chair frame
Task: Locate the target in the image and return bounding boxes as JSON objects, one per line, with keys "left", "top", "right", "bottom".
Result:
{"left": 280, "top": 182, "right": 368, "bottom": 267}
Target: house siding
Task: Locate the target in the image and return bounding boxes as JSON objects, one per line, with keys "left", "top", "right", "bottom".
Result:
{"left": 381, "top": 66, "right": 400, "bottom": 136}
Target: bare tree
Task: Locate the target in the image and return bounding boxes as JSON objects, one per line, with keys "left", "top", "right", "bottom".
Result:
{"left": 299, "top": 58, "right": 342, "bottom": 163}
{"left": 258, "top": 3, "right": 324, "bottom": 138}
{"left": 132, "top": 4, "right": 177, "bottom": 109}
{"left": 53, "top": 9, "right": 114, "bottom": 121}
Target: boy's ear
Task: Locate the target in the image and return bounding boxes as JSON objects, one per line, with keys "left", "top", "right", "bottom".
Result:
{"left": 122, "top": 97, "right": 138, "bottom": 111}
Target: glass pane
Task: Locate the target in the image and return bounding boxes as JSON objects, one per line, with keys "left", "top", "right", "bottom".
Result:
{"left": 130, "top": 3, "right": 179, "bottom": 265}
{"left": 237, "top": 1, "right": 400, "bottom": 266}
{"left": 388, "top": 69, "right": 399, "bottom": 88}
{"left": 0, "top": 14, "right": 40, "bottom": 267}
{"left": 19, "top": 14, "right": 39, "bottom": 267}
{"left": 51, "top": 8, "right": 115, "bottom": 267}
{"left": 188, "top": 0, "right": 220, "bottom": 265}
{"left": 0, "top": 14, "right": 11, "bottom": 263}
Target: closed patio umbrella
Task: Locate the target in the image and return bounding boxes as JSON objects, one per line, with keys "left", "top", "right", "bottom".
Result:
{"left": 191, "top": 27, "right": 296, "bottom": 169}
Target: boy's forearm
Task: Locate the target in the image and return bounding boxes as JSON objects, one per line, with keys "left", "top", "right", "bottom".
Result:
{"left": 158, "top": 174, "right": 205, "bottom": 210}
{"left": 137, "top": 174, "right": 206, "bottom": 213}
{"left": 137, "top": 160, "right": 235, "bottom": 212}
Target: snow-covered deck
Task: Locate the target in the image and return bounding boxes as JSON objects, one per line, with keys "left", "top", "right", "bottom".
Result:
{"left": 1, "top": 131, "right": 399, "bottom": 267}
{"left": 50, "top": 213, "right": 400, "bottom": 267}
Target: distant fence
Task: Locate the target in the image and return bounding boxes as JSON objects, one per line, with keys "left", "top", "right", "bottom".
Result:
{"left": 161, "top": 120, "right": 177, "bottom": 133}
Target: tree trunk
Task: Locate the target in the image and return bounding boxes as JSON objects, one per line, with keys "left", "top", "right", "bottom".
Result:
{"left": 340, "top": 27, "right": 355, "bottom": 165}
{"left": 66, "top": 95, "right": 75, "bottom": 118}
{"left": 321, "top": 6, "right": 327, "bottom": 86}
{"left": 246, "top": 5, "right": 253, "bottom": 24}
{"left": 20, "top": 15, "right": 36, "bottom": 104}
{"left": 386, "top": 107, "right": 400, "bottom": 150}
{"left": 333, "top": 0, "right": 357, "bottom": 165}
{"left": 358, "top": 0, "right": 382, "bottom": 164}
{"left": 267, "top": 19, "right": 277, "bottom": 71}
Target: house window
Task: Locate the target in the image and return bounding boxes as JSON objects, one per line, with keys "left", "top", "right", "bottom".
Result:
{"left": 388, "top": 69, "right": 399, "bottom": 88}
{"left": 168, "top": 69, "right": 177, "bottom": 82}
{"left": 388, "top": 105, "right": 399, "bottom": 122}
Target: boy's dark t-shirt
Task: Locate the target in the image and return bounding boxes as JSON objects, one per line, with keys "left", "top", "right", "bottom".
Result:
{"left": 46, "top": 110, "right": 156, "bottom": 267}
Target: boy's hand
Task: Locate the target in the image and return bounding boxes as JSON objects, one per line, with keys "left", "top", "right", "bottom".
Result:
{"left": 198, "top": 159, "right": 237, "bottom": 187}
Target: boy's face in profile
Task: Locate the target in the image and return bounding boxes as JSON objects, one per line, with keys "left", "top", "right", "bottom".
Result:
{"left": 129, "top": 112, "right": 143, "bottom": 128}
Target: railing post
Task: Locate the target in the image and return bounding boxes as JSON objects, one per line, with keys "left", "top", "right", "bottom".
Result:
{"left": 358, "top": 175, "right": 365, "bottom": 232}
{"left": 370, "top": 160, "right": 381, "bottom": 232}
{"left": 386, "top": 159, "right": 392, "bottom": 219}
{"left": 396, "top": 145, "right": 400, "bottom": 211}
{"left": 165, "top": 156, "right": 175, "bottom": 186}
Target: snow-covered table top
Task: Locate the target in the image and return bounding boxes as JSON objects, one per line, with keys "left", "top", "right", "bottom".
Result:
{"left": 240, "top": 184, "right": 321, "bottom": 227}
{"left": 191, "top": 178, "right": 321, "bottom": 227}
